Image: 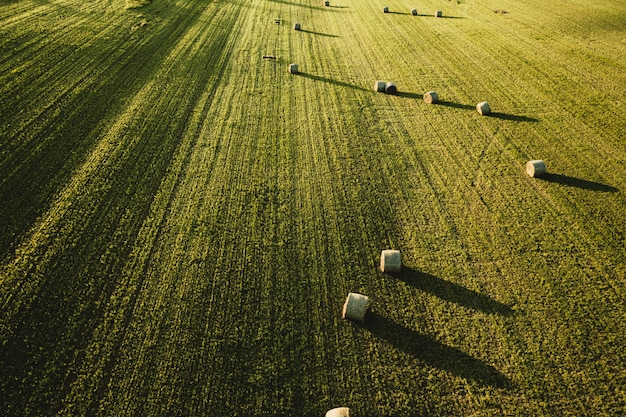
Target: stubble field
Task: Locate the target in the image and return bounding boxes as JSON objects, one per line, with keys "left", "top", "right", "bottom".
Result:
{"left": 1, "top": 0, "right": 625, "bottom": 415}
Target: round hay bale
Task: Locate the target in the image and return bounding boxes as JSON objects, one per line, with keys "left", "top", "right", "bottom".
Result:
{"left": 374, "top": 80, "right": 386, "bottom": 92}
{"left": 289, "top": 63, "right": 299, "bottom": 74}
{"left": 424, "top": 91, "right": 439, "bottom": 104}
{"left": 435, "top": 10, "right": 442, "bottom": 17}
{"left": 380, "top": 249, "right": 401, "bottom": 272}
{"left": 293, "top": 22, "right": 301, "bottom": 30}
{"left": 526, "top": 160, "right": 547, "bottom": 177}
{"left": 342, "top": 293, "right": 369, "bottom": 322}
{"left": 411, "top": 8, "right": 417, "bottom": 15}
{"left": 383, "top": 6, "right": 389, "bottom": 13}
{"left": 324, "top": 0, "right": 329, "bottom": 6}
{"left": 326, "top": 408, "right": 350, "bottom": 417}
{"left": 385, "top": 82, "right": 397, "bottom": 94}
{"left": 476, "top": 101, "right": 491, "bottom": 115}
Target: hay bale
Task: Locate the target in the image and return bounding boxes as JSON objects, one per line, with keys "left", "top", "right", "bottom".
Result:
{"left": 476, "top": 101, "right": 491, "bottom": 115}
{"left": 423, "top": 91, "right": 438, "bottom": 104}
{"left": 411, "top": 8, "right": 417, "bottom": 15}
{"left": 435, "top": 10, "right": 442, "bottom": 17}
{"left": 385, "top": 82, "right": 397, "bottom": 94}
{"left": 383, "top": 6, "right": 389, "bottom": 13}
{"left": 324, "top": 0, "right": 329, "bottom": 6}
{"left": 326, "top": 408, "right": 350, "bottom": 417}
{"left": 293, "top": 22, "right": 301, "bottom": 30}
{"left": 342, "top": 293, "right": 369, "bottom": 322}
{"left": 380, "top": 249, "right": 401, "bottom": 272}
{"left": 374, "top": 80, "right": 386, "bottom": 92}
{"left": 288, "top": 63, "right": 299, "bottom": 74}
{"left": 526, "top": 160, "right": 547, "bottom": 177}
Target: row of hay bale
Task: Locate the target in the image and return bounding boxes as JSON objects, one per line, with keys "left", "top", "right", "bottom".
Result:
{"left": 289, "top": 7, "right": 545, "bottom": 180}
{"left": 423, "top": 89, "right": 492, "bottom": 115}
{"left": 383, "top": 7, "right": 442, "bottom": 16}
{"left": 422, "top": 90, "right": 549, "bottom": 177}
{"left": 332, "top": 252, "right": 402, "bottom": 414}
{"left": 342, "top": 250, "right": 400, "bottom": 321}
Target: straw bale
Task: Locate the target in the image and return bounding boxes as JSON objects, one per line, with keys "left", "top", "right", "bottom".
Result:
{"left": 342, "top": 293, "right": 369, "bottom": 322}
{"left": 326, "top": 408, "right": 350, "bottom": 417}
{"left": 424, "top": 91, "right": 438, "bottom": 104}
{"left": 374, "top": 80, "right": 386, "bottom": 92}
{"left": 476, "top": 101, "right": 491, "bottom": 115}
{"left": 526, "top": 160, "right": 547, "bottom": 177}
{"left": 380, "top": 249, "right": 401, "bottom": 272}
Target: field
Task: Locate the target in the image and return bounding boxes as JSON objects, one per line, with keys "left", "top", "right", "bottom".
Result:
{"left": 1, "top": 0, "right": 625, "bottom": 415}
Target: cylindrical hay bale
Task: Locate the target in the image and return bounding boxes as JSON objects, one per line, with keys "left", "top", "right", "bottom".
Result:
{"left": 383, "top": 6, "right": 389, "bottom": 13}
{"left": 374, "top": 80, "right": 386, "bottom": 92}
{"left": 380, "top": 249, "right": 401, "bottom": 272}
{"left": 424, "top": 91, "right": 439, "bottom": 104}
{"left": 342, "top": 293, "right": 369, "bottom": 322}
{"left": 411, "top": 8, "right": 417, "bottom": 15}
{"left": 385, "top": 82, "right": 397, "bottom": 94}
{"left": 288, "top": 63, "right": 298, "bottom": 74}
{"left": 293, "top": 22, "right": 301, "bottom": 30}
{"left": 476, "top": 101, "right": 491, "bottom": 115}
{"left": 324, "top": 0, "right": 329, "bottom": 6}
{"left": 526, "top": 160, "right": 547, "bottom": 177}
{"left": 326, "top": 408, "right": 350, "bottom": 417}
{"left": 435, "top": 10, "right": 442, "bottom": 17}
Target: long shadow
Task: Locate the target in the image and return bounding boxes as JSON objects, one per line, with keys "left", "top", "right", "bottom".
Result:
{"left": 488, "top": 112, "right": 539, "bottom": 122}
{"left": 300, "top": 29, "right": 339, "bottom": 38}
{"left": 396, "top": 267, "right": 514, "bottom": 315}
{"left": 437, "top": 100, "right": 475, "bottom": 110}
{"left": 299, "top": 72, "right": 369, "bottom": 92}
{"left": 436, "top": 101, "right": 539, "bottom": 122}
{"left": 269, "top": 0, "right": 339, "bottom": 11}
{"left": 366, "top": 312, "right": 513, "bottom": 387}
{"left": 429, "top": 15, "right": 464, "bottom": 19}
{"left": 539, "top": 173, "right": 619, "bottom": 192}
{"left": 396, "top": 91, "right": 423, "bottom": 99}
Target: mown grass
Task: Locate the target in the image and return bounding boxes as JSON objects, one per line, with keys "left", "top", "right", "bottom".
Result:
{"left": 1, "top": 0, "right": 625, "bottom": 415}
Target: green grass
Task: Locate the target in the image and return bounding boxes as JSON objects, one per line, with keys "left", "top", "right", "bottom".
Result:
{"left": 1, "top": 0, "right": 625, "bottom": 415}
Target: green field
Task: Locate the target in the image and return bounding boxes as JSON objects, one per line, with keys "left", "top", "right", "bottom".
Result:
{"left": 1, "top": 0, "right": 625, "bottom": 415}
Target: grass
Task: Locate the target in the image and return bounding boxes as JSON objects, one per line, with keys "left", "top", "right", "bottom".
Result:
{"left": 125, "top": 0, "right": 151, "bottom": 10}
{"left": 1, "top": 0, "right": 625, "bottom": 415}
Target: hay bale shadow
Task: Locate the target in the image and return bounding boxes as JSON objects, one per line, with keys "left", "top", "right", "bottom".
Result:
{"left": 298, "top": 72, "right": 369, "bottom": 92}
{"left": 437, "top": 100, "right": 475, "bottom": 110}
{"left": 395, "top": 91, "right": 423, "bottom": 99}
{"left": 300, "top": 29, "right": 340, "bottom": 38}
{"left": 436, "top": 101, "right": 539, "bottom": 122}
{"left": 539, "top": 173, "right": 618, "bottom": 192}
{"left": 269, "top": 0, "right": 340, "bottom": 11}
{"left": 487, "top": 112, "right": 539, "bottom": 122}
{"left": 430, "top": 15, "right": 464, "bottom": 19}
{"left": 365, "top": 311, "right": 513, "bottom": 388}
{"left": 397, "top": 267, "right": 514, "bottom": 316}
